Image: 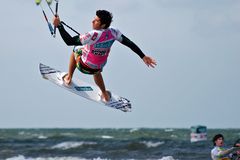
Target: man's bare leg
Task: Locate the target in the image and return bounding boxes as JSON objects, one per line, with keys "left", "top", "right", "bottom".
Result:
{"left": 63, "top": 52, "right": 76, "bottom": 85}
{"left": 93, "top": 72, "right": 110, "bottom": 102}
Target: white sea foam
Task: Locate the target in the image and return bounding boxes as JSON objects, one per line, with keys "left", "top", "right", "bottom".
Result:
{"left": 6, "top": 155, "right": 176, "bottom": 160}
{"left": 18, "top": 131, "right": 25, "bottom": 135}
{"left": 51, "top": 141, "right": 97, "bottom": 150}
{"left": 18, "top": 131, "right": 48, "bottom": 139}
{"left": 129, "top": 128, "right": 139, "bottom": 133}
{"left": 18, "top": 131, "right": 32, "bottom": 136}
{"left": 6, "top": 155, "right": 85, "bottom": 160}
{"left": 29, "top": 133, "right": 48, "bottom": 139}
{"left": 38, "top": 135, "right": 48, "bottom": 139}
{"left": 159, "top": 156, "right": 176, "bottom": 160}
{"left": 164, "top": 128, "right": 174, "bottom": 132}
{"left": 60, "top": 132, "right": 77, "bottom": 137}
{"left": 100, "top": 135, "right": 113, "bottom": 139}
{"left": 141, "top": 141, "right": 165, "bottom": 148}
{"left": 170, "top": 134, "right": 178, "bottom": 138}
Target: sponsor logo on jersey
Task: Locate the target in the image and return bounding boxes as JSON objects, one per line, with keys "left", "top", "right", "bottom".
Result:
{"left": 95, "top": 40, "right": 114, "bottom": 48}
{"left": 91, "top": 32, "right": 98, "bottom": 41}
{"left": 92, "top": 49, "right": 107, "bottom": 56}
{"left": 80, "top": 33, "right": 91, "bottom": 42}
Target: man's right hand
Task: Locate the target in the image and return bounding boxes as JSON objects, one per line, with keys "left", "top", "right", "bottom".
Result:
{"left": 53, "top": 16, "right": 60, "bottom": 27}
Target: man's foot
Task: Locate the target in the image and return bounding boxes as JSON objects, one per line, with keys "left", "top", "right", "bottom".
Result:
{"left": 101, "top": 91, "right": 111, "bottom": 103}
{"left": 63, "top": 74, "right": 72, "bottom": 85}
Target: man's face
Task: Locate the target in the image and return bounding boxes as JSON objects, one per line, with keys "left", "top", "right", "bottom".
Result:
{"left": 92, "top": 16, "right": 104, "bottom": 30}
{"left": 215, "top": 137, "right": 224, "bottom": 147}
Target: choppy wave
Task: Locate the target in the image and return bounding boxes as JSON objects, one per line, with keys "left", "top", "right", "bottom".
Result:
{"left": 141, "top": 141, "right": 165, "bottom": 148}
{"left": 17, "top": 131, "right": 48, "bottom": 139}
{"left": 6, "top": 155, "right": 89, "bottom": 160}
{"left": 6, "top": 155, "right": 176, "bottom": 160}
{"left": 1, "top": 128, "right": 240, "bottom": 160}
{"left": 170, "top": 134, "right": 178, "bottom": 138}
{"left": 51, "top": 141, "right": 97, "bottom": 150}
{"left": 60, "top": 132, "right": 77, "bottom": 137}
{"left": 99, "top": 135, "right": 114, "bottom": 139}
{"left": 129, "top": 128, "right": 139, "bottom": 133}
{"left": 164, "top": 128, "right": 174, "bottom": 132}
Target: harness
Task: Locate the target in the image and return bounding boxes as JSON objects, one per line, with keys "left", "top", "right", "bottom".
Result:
{"left": 74, "top": 47, "right": 101, "bottom": 75}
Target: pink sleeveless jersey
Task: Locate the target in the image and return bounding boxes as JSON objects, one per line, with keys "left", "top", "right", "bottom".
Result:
{"left": 77, "top": 27, "right": 122, "bottom": 70}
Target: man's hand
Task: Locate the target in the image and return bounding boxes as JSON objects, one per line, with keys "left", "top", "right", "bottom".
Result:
{"left": 143, "top": 56, "right": 157, "bottom": 68}
{"left": 53, "top": 16, "right": 60, "bottom": 27}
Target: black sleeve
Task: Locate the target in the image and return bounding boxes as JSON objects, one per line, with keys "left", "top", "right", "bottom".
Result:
{"left": 57, "top": 22, "right": 82, "bottom": 46}
{"left": 120, "top": 34, "right": 145, "bottom": 59}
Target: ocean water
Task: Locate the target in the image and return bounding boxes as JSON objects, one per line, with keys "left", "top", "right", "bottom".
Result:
{"left": 0, "top": 128, "right": 239, "bottom": 160}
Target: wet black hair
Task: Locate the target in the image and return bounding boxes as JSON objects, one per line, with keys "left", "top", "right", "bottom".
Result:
{"left": 212, "top": 134, "right": 224, "bottom": 146}
{"left": 96, "top": 10, "right": 113, "bottom": 29}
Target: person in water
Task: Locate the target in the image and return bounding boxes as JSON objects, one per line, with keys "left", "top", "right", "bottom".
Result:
{"left": 53, "top": 10, "right": 157, "bottom": 102}
{"left": 232, "top": 139, "right": 240, "bottom": 160}
{"left": 211, "top": 134, "right": 240, "bottom": 160}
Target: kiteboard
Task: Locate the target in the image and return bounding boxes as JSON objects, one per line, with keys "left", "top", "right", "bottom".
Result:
{"left": 39, "top": 63, "right": 131, "bottom": 112}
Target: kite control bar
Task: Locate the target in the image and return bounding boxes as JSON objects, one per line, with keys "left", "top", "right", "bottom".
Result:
{"left": 36, "top": 0, "right": 80, "bottom": 37}
{"left": 35, "top": 0, "right": 59, "bottom": 37}
{"left": 53, "top": 0, "right": 58, "bottom": 37}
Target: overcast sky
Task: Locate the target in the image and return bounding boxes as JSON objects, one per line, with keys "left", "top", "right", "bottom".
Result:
{"left": 0, "top": 0, "right": 239, "bottom": 128}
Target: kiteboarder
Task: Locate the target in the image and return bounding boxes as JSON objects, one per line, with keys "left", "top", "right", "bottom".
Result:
{"left": 53, "top": 10, "right": 157, "bottom": 102}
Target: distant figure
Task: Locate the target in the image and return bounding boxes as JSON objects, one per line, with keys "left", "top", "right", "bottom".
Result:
{"left": 232, "top": 139, "right": 240, "bottom": 160}
{"left": 211, "top": 134, "right": 240, "bottom": 160}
